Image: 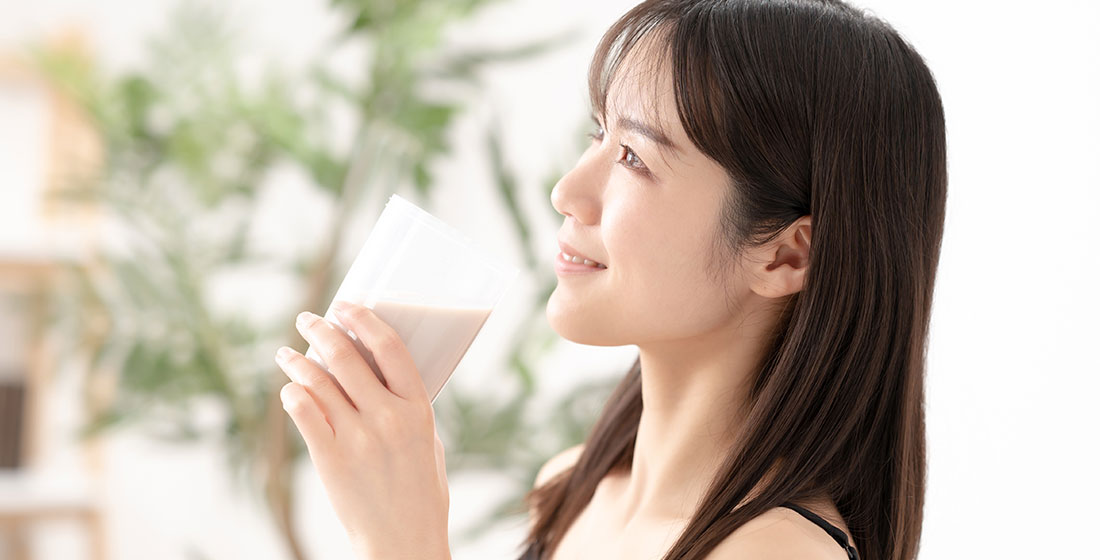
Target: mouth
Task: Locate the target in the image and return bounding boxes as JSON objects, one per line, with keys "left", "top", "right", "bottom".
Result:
{"left": 557, "top": 240, "right": 608, "bottom": 269}
{"left": 559, "top": 251, "right": 607, "bottom": 269}
{"left": 555, "top": 251, "right": 608, "bottom": 275}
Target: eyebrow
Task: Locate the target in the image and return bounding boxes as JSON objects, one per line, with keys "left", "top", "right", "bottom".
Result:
{"left": 593, "top": 113, "right": 682, "bottom": 155}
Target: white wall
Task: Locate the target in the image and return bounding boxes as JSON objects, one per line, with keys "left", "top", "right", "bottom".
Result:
{"left": 1, "top": 0, "right": 1097, "bottom": 558}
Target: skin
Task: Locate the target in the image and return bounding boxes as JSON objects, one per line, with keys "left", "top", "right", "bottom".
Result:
{"left": 276, "top": 302, "right": 451, "bottom": 560}
{"left": 274, "top": 33, "right": 848, "bottom": 560}
{"left": 542, "top": 38, "right": 852, "bottom": 559}
{"left": 547, "top": 37, "right": 807, "bottom": 526}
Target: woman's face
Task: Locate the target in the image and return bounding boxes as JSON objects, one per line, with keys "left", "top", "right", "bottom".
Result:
{"left": 547, "top": 52, "right": 752, "bottom": 347}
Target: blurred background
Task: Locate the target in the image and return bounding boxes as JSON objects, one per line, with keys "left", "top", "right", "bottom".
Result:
{"left": 0, "top": 0, "right": 1096, "bottom": 559}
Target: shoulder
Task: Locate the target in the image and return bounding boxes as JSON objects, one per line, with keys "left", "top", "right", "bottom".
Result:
{"left": 533, "top": 444, "right": 585, "bottom": 489}
{"left": 704, "top": 507, "right": 852, "bottom": 560}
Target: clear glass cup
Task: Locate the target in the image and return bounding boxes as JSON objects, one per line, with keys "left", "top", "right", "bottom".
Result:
{"left": 304, "top": 194, "right": 518, "bottom": 403}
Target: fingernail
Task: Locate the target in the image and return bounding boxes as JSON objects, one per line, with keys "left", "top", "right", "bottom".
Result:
{"left": 296, "top": 311, "right": 318, "bottom": 329}
{"left": 276, "top": 347, "right": 302, "bottom": 384}
{"left": 280, "top": 384, "right": 299, "bottom": 410}
{"left": 332, "top": 300, "right": 352, "bottom": 315}
{"left": 276, "top": 346, "right": 293, "bottom": 365}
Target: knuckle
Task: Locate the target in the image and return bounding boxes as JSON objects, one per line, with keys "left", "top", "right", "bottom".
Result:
{"left": 348, "top": 428, "right": 375, "bottom": 454}
{"left": 327, "top": 341, "right": 359, "bottom": 363}
{"left": 398, "top": 401, "right": 435, "bottom": 437}
{"left": 304, "top": 370, "right": 334, "bottom": 391}
{"left": 372, "top": 330, "right": 404, "bottom": 354}
{"left": 414, "top": 401, "right": 436, "bottom": 428}
{"left": 284, "top": 353, "right": 310, "bottom": 373}
{"left": 286, "top": 352, "right": 316, "bottom": 370}
{"left": 374, "top": 406, "right": 403, "bottom": 434}
{"left": 344, "top": 304, "right": 372, "bottom": 323}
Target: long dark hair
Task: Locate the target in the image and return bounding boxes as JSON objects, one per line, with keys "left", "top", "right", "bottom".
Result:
{"left": 522, "top": 1, "right": 947, "bottom": 560}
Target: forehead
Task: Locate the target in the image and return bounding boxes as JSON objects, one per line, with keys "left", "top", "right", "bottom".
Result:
{"left": 602, "top": 34, "right": 681, "bottom": 138}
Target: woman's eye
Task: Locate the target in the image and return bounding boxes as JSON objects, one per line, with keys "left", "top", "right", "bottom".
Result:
{"left": 617, "top": 143, "right": 648, "bottom": 173}
{"left": 584, "top": 124, "right": 650, "bottom": 177}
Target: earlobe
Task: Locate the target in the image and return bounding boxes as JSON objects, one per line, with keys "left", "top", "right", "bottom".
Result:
{"left": 750, "top": 218, "right": 812, "bottom": 299}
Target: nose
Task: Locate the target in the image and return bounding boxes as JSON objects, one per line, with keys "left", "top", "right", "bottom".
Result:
{"left": 550, "top": 150, "right": 604, "bottom": 226}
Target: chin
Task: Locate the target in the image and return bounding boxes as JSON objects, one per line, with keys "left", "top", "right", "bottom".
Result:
{"left": 545, "top": 292, "right": 626, "bottom": 347}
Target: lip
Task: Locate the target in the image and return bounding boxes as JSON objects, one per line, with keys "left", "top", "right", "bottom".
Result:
{"left": 557, "top": 240, "right": 606, "bottom": 267}
{"left": 555, "top": 239, "right": 607, "bottom": 275}
{"left": 555, "top": 250, "right": 608, "bottom": 275}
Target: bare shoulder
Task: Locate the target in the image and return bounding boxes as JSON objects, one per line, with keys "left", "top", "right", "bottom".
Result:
{"left": 527, "top": 444, "right": 585, "bottom": 532}
{"left": 533, "top": 444, "right": 585, "bottom": 488}
{"left": 704, "top": 507, "right": 852, "bottom": 560}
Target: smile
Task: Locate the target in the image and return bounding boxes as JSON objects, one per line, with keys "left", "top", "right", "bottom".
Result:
{"left": 555, "top": 251, "right": 608, "bottom": 276}
{"left": 560, "top": 251, "right": 607, "bottom": 269}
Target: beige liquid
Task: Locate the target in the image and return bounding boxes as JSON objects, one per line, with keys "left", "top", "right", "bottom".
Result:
{"left": 338, "top": 299, "right": 492, "bottom": 402}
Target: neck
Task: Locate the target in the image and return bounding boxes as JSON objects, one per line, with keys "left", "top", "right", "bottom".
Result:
{"left": 618, "top": 311, "right": 778, "bottom": 526}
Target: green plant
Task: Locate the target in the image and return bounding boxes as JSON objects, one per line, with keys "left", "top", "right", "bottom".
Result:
{"left": 37, "top": 1, "right": 614, "bottom": 558}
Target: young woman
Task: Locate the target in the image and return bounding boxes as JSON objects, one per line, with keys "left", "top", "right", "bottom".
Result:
{"left": 274, "top": 1, "right": 947, "bottom": 559}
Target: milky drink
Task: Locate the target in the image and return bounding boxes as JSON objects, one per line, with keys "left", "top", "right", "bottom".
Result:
{"left": 333, "top": 298, "right": 492, "bottom": 402}
{"left": 301, "top": 193, "right": 516, "bottom": 403}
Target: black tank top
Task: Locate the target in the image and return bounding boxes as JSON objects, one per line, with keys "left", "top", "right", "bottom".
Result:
{"left": 779, "top": 502, "right": 860, "bottom": 560}
{"left": 518, "top": 503, "right": 859, "bottom": 559}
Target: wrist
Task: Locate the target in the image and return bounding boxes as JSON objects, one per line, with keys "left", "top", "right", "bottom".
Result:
{"left": 352, "top": 536, "right": 451, "bottom": 560}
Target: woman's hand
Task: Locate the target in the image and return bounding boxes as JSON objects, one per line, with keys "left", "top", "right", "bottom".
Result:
{"left": 274, "top": 300, "right": 450, "bottom": 560}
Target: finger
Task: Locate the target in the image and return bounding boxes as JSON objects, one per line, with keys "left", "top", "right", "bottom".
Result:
{"left": 434, "top": 430, "right": 448, "bottom": 483}
{"left": 276, "top": 346, "right": 360, "bottom": 430}
{"left": 280, "top": 381, "right": 335, "bottom": 448}
{"left": 295, "top": 311, "right": 384, "bottom": 409}
{"left": 332, "top": 300, "right": 430, "bottom": 403}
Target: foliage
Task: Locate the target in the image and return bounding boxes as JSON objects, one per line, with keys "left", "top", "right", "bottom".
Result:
{"left": 35, "top": 0, "right": 616, "bottom": 557}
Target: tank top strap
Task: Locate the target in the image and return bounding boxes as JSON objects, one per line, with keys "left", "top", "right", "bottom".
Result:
{"left": 519, "top": 507, "right": 859, "bottom": 560}
{"left": 778, "top": 502, "right": 860, "bottom": 560}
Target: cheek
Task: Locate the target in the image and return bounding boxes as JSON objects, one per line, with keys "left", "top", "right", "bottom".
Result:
{"left": 601, "top": 204, "right": 733, "bottom": 335}
{"left": 546, "top": 196, "right": 736, "bottom": 346}
{"left": 605, "top": 198, "right": 716, "bottom": 292}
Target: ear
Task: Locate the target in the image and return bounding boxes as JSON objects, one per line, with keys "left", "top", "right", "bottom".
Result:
{"left": 746, "top": 216, "right": 812, "bottom": 299}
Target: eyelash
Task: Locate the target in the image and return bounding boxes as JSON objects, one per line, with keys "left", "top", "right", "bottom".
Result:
{"left": 587, "top": 125, "right": 651, "bottom": 177}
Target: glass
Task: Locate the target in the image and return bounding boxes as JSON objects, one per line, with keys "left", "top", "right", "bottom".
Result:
{"left": 304, "top": 194, "right": 518, "bottom": 403}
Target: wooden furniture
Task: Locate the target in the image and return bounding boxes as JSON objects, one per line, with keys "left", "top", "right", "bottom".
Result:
{"left": 0, "top": 261, "right": 107, "bottom": 560}
{"left": 0, "top": 37, "right": 107, "bottom": 560}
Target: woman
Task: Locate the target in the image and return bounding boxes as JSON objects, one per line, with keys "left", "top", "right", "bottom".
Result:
{"left": 274, "top": 0, "right": 947, "bottom": 559}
